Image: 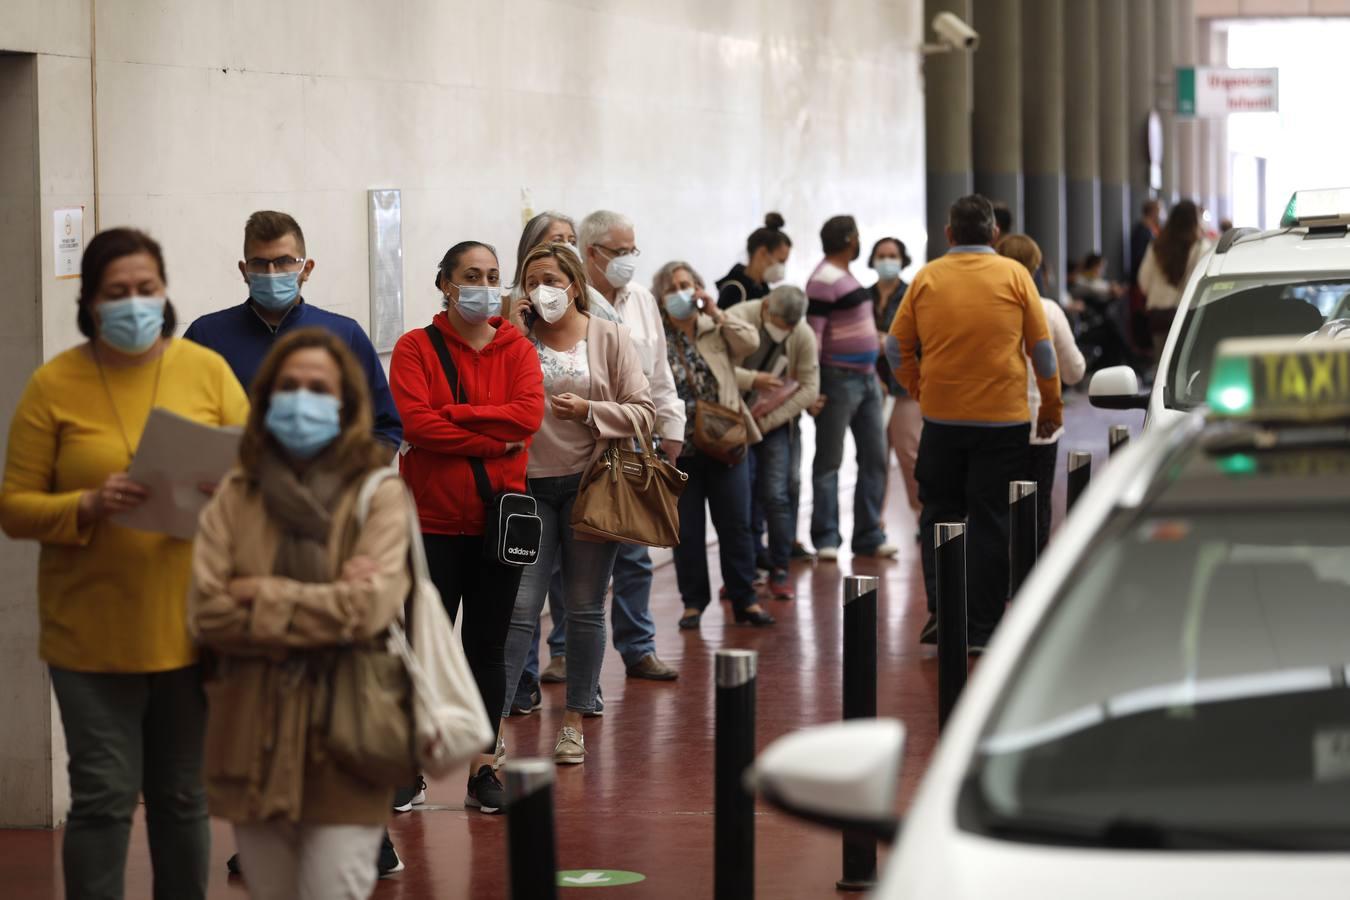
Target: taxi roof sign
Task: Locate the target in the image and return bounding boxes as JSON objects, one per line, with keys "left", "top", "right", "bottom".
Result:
{"left": 1280, "top": 188, "right": 1350, "bottom": 228}
{"left": 1208, "top": 337, "right": 1350, "bottom": 421}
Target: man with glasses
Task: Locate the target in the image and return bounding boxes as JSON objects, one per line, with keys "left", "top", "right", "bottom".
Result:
{"left": 184, "top": 210, "right": 402, "bottom": 448}
{"left": 185, "top": 211, "right": 405, "bottom": 879}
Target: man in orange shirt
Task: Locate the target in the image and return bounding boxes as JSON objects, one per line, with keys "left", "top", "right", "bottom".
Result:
{"left": 888, "top": 195, "right": 1063, "bottom": 652}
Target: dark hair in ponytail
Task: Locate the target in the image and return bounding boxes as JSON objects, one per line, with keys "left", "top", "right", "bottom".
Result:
{"left": 746, "top": 212, "right": 792, "bottom": 257}
{"left": 434, "top": 240, "right": 497, "bottom": 290}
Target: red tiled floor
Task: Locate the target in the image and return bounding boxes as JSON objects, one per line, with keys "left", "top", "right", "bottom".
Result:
{"left": 1, "top": 395, "right": 1141, "bottom": 899}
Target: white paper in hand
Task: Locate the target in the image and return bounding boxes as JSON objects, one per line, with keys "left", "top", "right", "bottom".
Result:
{"left": 113, "top": 408, "right": 242, "bottom": 541}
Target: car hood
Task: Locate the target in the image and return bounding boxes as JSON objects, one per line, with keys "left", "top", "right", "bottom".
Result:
{"left": 881, "top": 830, "right": 1350, "bottom": 899}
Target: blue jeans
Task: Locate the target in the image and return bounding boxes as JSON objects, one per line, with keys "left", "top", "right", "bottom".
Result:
{"left": 811, "top": 366, "right": 889, "bottom": 552}
{"left": 501, "top": 472, "right": 618, "bottom": 715}
{"left": 545, "top": 542, "right": 657, "bottom": 668}
{"left": 754, "top": 424, "right": 795, "bottom": 571}
{"left": 675, "top": 451, "right": 759, "bottom": 612}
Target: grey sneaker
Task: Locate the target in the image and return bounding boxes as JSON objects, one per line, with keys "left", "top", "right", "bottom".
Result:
{"left": 554, "top": 726, "right": 585, "bottom": 765}
{"left": 541, "top": 655, "right": 566, "bottom": 684}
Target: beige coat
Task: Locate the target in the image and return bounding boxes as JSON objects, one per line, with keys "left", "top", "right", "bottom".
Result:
{"left": 727, "top": 300, "right": 821, "bottom": 435}
{"left": 188, "top": 470, "right": 411, "bottom": 825}
{"left": 671, "top": 312, "right": 763, "bottom": 446}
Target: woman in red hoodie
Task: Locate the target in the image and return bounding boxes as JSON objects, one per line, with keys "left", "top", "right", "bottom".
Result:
{"left": 389, "top": 241, "right": 544, "bottom": 814}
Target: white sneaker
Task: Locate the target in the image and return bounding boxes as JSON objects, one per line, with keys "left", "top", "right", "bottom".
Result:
{"left": 816, "top": 546, "right": 839, "bottom": 561}
{"left": 493, "top": 734, "right": 507, "bottom": 770}
{"left": 554, "top": 726, "right": 586, "bottom": 765}
{"left": 863, "top": 543, "right": 900, "bottom": 559}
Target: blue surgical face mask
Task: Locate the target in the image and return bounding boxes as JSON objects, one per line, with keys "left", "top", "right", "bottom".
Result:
{"left": 97, "top": 296, "right": 166, "bottom": 355}
{"left": 663, "top": 288, "right": 697, "bottom": 321}
{"left": 265, "top": 389, "right": 342, "bottom": 459}
{"left": 874, "top": 258, "right": 903, "bottom": 281}
{"left": 453, "top": 285, "right": 500, "bottom": 325}
{"left": 247, "top": 270, "right": 303, "bottom": 312}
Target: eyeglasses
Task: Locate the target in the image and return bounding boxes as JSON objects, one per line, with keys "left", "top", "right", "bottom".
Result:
{"left": 244, "top": 255, "right": 306, "bottom": 274}
{"left": 594, "top": 244, "right": 641, "bottom": 258}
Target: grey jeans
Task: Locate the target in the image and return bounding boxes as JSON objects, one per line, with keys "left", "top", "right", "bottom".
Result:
{"left": 49, "top": 665, "right": 209, "bottom": 900}
{"left": 501, "top": 472, "right": 619, "bottom": 715}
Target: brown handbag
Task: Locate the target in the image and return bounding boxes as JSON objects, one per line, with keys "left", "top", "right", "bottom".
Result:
{"left": 325, "top": 645, "right": 418, "bottom": 788}
{"left": 676, "top": 333, "right": 749, "bottom": 465}
{"left": 571, "top": 410, "right": 689, "bottom": 548}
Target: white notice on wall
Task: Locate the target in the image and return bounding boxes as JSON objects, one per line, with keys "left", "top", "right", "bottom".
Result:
{"left": 54, "top": 207, "right": 83, "bottom": 279}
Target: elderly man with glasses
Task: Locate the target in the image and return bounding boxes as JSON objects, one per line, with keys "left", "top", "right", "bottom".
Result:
{"left": 184, "top": 209, "right": 402, "bottom": 449}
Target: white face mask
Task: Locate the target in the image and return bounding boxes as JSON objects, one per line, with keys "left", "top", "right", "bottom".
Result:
{"left": 530, "top": 283, "right": 572, "bottom": 324}
{"left": 604, "top": 254, "right": 638, "bottom": 289}
{"left": 764, "top": 321, "right": 791, "bottom": 343}
{"left": 763, "top": 262, "right": 787, "bottom": 285}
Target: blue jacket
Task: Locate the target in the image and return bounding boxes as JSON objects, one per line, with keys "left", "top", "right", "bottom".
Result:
{"left": 183, "top": 299, "right": 403, "bottom": 447}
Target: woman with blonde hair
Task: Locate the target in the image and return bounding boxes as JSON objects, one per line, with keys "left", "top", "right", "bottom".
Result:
{"left": 189, "top": 327, "right": 413, "bottom": 900}
{"left": 655, "top": 260, "right": 776, "bottom": 630}
{"left": 499, "top": 243, "right": 654, "bottom": 765}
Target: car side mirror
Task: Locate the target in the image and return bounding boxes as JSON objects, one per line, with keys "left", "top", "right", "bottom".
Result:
{"left": 1089, "top": 366, "right": 1148, "bottom": 410}
{"left": 747, "top": 719, "right": 905, "bottom": 843}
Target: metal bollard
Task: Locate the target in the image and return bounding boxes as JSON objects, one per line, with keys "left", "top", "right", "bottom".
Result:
{"left": 1066, "top": 450, "right": 1092, "bottom": 511}
{"left": 505, "top": 760, "right": 558, "bottom": 900}
{"left": 1108, "top": 424, "right": 1130, "bottom": 456}
{"left": 715, "top": 649, "right": 757, "bottom": 900}
{"left": 1008, "top": 481, "right": 1038, "bottom": 597}
{"left": 935, "top": 523, "right": 968, "bottom": 729}
{"left": 838, "top": 576, "right": 880, "bottom": 892}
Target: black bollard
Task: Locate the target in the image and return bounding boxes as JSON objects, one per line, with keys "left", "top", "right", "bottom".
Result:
{"left": 1008, "top": 480, "right": 1038, "bottom": 597}
{"left": 1108, "top": 424, "right": 1130, "bottom": 456}
{"left": 1066, "top": 450, "right": 1092, "bottom": 511}
{"left": 505, "top": 759, "right": 558, "bottom": 900}
{"left": 838, "top": 575, "right": 880, "bottom": 892}
{"left": 715, "top": 649, "right": 757, "bottom": 900}
{"left": 935, "top": 522, "right": 968, "bottom": 729}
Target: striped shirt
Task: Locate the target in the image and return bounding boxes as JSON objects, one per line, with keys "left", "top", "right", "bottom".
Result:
{"left": 806, "top": 261, "right": 879, "bottom": 372}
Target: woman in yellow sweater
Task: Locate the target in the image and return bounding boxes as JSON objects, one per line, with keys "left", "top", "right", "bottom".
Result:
{"left": 0, "top": 228, "right": 249, "bottom": 900}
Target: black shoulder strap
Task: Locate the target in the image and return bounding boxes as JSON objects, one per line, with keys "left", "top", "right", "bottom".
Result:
{"left": 423, "top": 325, "right": 497, "bottom": 507}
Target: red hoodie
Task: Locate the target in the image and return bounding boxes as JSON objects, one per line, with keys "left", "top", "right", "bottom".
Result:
{"left": 390, "top": 314, "right": 545, "bottom": 536}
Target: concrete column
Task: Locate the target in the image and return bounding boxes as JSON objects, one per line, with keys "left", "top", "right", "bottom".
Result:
{"left": 1127, "top": 0, "right": 1155, "bottom": 210}
{"left": 1064, "top": 0, "right": 1099, "bottom": 266}
{"left": 924, "top": 0, "right": 974, "bottom": 262}
{"left": 1021, "top": 0, "right": 1066, "bottom": 298}
{"left": 1097, "top": 0, "right": 1130, "bottom": 280}
{"left": 971, "top": 0, "right": 1022, "bottom": 228}
{"left": 1175, "top": 0, "right": 1200, "bottom": 205}
{"left": 1207, "top": 24, "right": 1232, "bottom": 220}
{"left": 1154, "top": 0, "right": 1177, "bottom": 204}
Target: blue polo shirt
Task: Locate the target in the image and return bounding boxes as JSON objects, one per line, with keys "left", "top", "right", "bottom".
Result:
{"left": 183, "top": 299, "right": 403, "bottom": 447}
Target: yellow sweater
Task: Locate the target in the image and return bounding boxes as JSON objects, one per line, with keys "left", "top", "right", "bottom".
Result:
{"left": 0, "top": 340, "right": 249, "bottom": 672}
{"left": 890, "top": 251, "right": 1063, "bottom": 425}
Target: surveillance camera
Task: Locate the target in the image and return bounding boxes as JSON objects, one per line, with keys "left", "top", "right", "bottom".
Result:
{"left": 932, "top": 11, "right": 979, "bottom": 51}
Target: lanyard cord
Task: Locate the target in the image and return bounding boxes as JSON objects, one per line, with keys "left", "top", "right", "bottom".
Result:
{"left": 94, "top": 343, "right": 165, "bottom": 463}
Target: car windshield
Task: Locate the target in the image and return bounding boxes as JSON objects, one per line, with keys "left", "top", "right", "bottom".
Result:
{"left": 962, "top": 509, "right": 1350, "bottom": 850}
{"left": 1167, "top": 276, "right": 1350, "bottom": 408}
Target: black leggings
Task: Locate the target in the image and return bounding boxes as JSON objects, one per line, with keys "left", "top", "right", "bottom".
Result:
{"left": 422, "top": 534, "right": 522, "bottom": 755}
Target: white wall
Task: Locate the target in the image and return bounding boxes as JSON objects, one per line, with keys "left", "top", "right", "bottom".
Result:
{"left": 0, "top": 0, "right": 925, "bottom": 827}
{"left": 7, "top": 0, "right": 925, "bottom": 357}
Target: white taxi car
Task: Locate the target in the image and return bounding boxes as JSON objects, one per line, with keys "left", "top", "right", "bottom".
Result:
{"left": 755, "top": 337, "right": 1350, "bottom": 898}
{"left": 1090, "top": 188, "right": 1350, "bottom": 429}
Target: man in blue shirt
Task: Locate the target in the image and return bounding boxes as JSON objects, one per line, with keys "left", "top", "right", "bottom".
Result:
{"left": 185, "top": 210, "right": 403, "bottom": 449}
{"left": 189, "top": 210, "right": 405, "bottom": 879}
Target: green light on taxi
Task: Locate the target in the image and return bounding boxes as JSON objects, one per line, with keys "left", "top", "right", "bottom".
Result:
{"left": 1218, "top": 453, "right": 1258, "bottom": 476}
{"left": 1207, "top": 355, "right": 1254, "bottom": 416}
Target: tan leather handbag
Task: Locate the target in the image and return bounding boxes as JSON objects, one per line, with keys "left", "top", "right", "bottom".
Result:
{"left": 571, "top": 411, "right": 688, "bottom": 548}
{"left": 676, "top": 335, "right": 749, "bottom": 465}
{"left": 326, "top": 644, "right": 417, "bottom": 788}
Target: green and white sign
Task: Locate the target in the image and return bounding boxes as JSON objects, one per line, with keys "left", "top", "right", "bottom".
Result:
{"left": 557, "top": 870, "right": 646, "bottom": 888}
{"left": 1177, "top": 66, "right": 1279, "bottom": 118}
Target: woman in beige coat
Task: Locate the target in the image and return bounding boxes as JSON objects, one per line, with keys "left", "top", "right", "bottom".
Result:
{"left": 654, "top": 260, "right": 776, "bottom": 630}
{"left": 189, "top": 328, "right": 411, "bottom": 900}
{"left": 500, "top": 243, "right": 655, "bottom": 765}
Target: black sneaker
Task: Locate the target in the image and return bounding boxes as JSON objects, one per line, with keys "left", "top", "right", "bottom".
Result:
{"left": 226, "top": 853, "right": 241, "bottom": 876}
{"left": 393, "top": 774, "right": 427, "bottom": 813}
{"left": 790, "top": 542, "right": 815, "bottom": 561}
{"left": 465, "top": 765, "right": 506, "bottom": 814}
{"left": 510, "top": 682, "right": 542, "bottom": 716}
{"left": 377, "top": 832, "right": 403, "bottom": 878}
{"left": 919, "top": 613, "right": 938, "bottom": 645}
